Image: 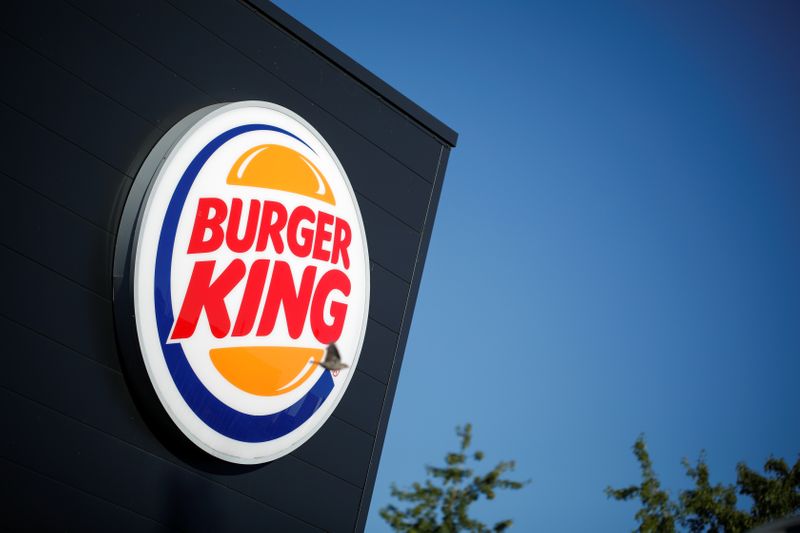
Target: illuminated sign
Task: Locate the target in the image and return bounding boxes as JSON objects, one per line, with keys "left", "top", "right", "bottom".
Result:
{"left": 114, "top": 101, "right": 370, "bottom": 464}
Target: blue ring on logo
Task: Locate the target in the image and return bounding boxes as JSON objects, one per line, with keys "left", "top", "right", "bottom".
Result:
{"left": 153, "top": 123, "right": 334, "bottom": 444}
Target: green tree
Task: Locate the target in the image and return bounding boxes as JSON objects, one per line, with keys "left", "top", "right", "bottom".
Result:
{"left": 607, "top": 435, "right": 800, "bottom": 532}
{"left": 737, "top": 456, "right": 800, "bottom": 526}
{"left": 380, "top": 424, "right": 528, "bottom": 532}
{"left": 678, "top": 453, "right": 751, "bottom": 532}
{"left": 605, "top": 436, "right": 680, "bottom": 532}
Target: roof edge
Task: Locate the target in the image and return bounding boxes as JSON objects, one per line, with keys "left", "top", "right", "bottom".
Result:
{"left": 243, "top": 0, "right": 459, "bottom": 147}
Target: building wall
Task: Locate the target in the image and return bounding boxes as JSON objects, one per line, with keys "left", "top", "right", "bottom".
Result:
{"left": 0, "top": 1, "right": 455, "bottom": 531}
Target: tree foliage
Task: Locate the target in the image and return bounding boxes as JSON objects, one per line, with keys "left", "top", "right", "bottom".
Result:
{"left": 380, "top": 424, "right": 528, "bottom": 532}
{"left": 605, "top": 437, "right": 680, "bottom": 531}
{"left": 607, "top": 435, "right": 800, "bottom": 532}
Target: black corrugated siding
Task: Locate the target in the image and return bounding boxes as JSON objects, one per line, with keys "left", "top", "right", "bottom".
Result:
{"left": 0, "top": 1, "right": 454, "bottom": 531}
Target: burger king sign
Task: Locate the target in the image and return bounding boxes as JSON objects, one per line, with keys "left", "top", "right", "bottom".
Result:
{"left": 113, "top": 101, "right": 370, "bottom": 464}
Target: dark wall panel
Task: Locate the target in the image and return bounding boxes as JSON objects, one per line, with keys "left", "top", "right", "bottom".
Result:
{"left": 0, "top": 245, "right": 119, "bottom": 371}
{"left": 0, "top": 32, "right": 160, "bottom": 176}
{"left": 169, "top": 0, "right": 444, "bottom": 181}
{"left": 0, "top": 1, "right": 209, "bottom": 129}
{"left": 70, "top": 0, "right": 435, "bottom": 231}
{"left": 1, "top": 0, "right": 455, "bottom": 530}
{"left": 0, "top": 176, "right": 113, "bottom": 297}
{"left": 0, "top": 104, "right": 131, "bottom": 233}
{"left": 1, "top": 390, "right": 321, "bottom": 532}
{"left": 0, "top": 459, "right": 169, "bottom": 533}
{"left": 356, "top": 319, "right": 399, "bottom": 385}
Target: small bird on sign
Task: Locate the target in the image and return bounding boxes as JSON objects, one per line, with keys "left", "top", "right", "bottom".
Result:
{"left": 317, "top": 342, "right": 349, "bottom": 371}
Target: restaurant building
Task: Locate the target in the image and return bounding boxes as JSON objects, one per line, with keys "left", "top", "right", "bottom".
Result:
{"left": 0, "top": 1, "right": 457, "bottom": 531}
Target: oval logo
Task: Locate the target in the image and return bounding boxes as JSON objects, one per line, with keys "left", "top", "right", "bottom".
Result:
{"left": 118, "top": 101, "right": 370, "bottom": 464}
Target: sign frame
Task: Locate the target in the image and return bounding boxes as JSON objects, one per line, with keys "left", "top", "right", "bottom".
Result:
{"left": 113, "top": 101, "right": 370, "bottom": 465}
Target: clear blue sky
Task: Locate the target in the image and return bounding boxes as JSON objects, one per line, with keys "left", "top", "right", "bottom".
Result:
{"left": 274, "top": 2, "right": 800, "bottom": 530}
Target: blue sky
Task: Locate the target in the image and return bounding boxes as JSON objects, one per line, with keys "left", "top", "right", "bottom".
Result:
{"left": 273, "top": 2, "right": 800, "bottom": 530}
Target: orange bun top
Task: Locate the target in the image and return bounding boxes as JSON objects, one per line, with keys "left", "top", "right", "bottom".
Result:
{"left": 227, "top": 144, "right": 336, "bottom": 205}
